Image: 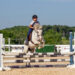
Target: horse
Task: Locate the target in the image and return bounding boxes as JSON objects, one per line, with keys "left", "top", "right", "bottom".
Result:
{"left": 23, "top": 24, "right": 45, "bottom": 53}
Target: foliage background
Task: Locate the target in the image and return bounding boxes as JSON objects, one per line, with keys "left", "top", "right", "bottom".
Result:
{"left": 0, "top": 25, "right": 75, "bottom": 45}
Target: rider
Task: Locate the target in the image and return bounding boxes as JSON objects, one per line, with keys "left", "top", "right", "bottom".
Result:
{"left": 25, "top": 15, "right": 40, "bottom": 45}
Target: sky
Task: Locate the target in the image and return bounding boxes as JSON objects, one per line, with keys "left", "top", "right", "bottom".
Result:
{"left": 0, "top": 0, "right": 75, "bottom": 29}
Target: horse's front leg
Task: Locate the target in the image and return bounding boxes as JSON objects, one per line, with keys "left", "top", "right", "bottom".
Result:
{"left": 38, "top": 40, "right": 45, "bottom": 49}
{"left": 23, "top": 45, "right": 29, "bottom": 53}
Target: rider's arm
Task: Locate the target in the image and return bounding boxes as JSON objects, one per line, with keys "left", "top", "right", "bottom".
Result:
{"left": 29, "top": 25, "right": 34, "bottom": 29}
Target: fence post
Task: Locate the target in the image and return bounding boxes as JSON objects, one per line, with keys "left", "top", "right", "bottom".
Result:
{"left": 67, "top": 32, "right": 75, "bottom": 68}
{"left": 74, "top": 32, "right": 75, "bottom": 51}
{"left": 0, "top": 34, "right": 11, "bottom": 71}
{"left": 73, "top": 32, "right": 75, "bottom": 66}
{"left": 8, "top": 38, "right": 11, "bottom": 52}
{"left": 0, "top": 34, "right": 3, "bottom": 70}
{"left": 70, "top": 32, "right": 74, "bottom": 65}
{"left": 3, "top": 38, "right": 5, "bottom": 52}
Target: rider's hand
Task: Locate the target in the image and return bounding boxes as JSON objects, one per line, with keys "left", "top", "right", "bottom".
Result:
{"left": 32, "top": 27, "right": 34, "bottom": 29}
{"left": 29, "top": 25, "right": 34, "bottom": 29}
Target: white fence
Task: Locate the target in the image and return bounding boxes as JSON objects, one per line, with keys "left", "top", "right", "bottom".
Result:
{"left": 56, "top": 45, "right": 75, "bottom": 53}
{"left": 3, "top": 44, "right": 75, "bottom": 53}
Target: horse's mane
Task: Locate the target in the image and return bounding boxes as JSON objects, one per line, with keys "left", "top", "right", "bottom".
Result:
{"left": 33, "top": 24, "right": 42, "bottom": 30}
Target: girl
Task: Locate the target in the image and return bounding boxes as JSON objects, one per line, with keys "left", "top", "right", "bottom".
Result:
{"left": 26, "top": 15, "right": 40, "bottom": 45}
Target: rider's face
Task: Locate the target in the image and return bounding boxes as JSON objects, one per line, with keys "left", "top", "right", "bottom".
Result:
{"left": 33, "top": 18, "right": 37, "bottom": 21}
